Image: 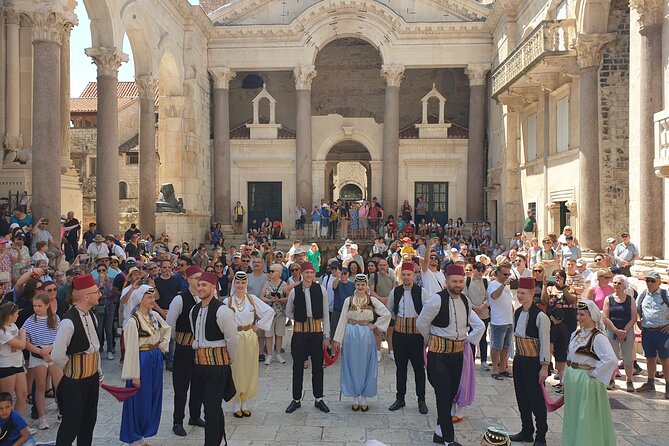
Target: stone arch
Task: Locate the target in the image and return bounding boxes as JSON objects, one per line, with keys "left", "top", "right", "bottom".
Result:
{"left": 158, "top": 51, "right": 183, "bottom": 96}
{"left": 316, "top": 132, "right": 381, "bottom": 162}
{"left": 82, "top": 0, "right": 119, "bottom": 48}
{"left": 119, "top": 2, "right": 157, "bottom": 76}
{"left": 575, "top": 0, "right": 612, "bottom": 34}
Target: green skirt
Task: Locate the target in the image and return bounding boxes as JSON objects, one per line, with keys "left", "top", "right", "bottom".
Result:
{"left": 562, "top": 367, "right": 616, "bottom": 446}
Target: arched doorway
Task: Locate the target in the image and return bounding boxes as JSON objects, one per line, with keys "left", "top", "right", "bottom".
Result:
{"left": 325, "top": 141, "right": 371, "bottom": 203}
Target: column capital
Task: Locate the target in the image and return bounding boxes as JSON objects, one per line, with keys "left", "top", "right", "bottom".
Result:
{"left": 85, "top": 47, "right": 128, "bottom": 77}
{"left": 28, "top": 10, "right": 77, "bottom": 43}
{"left": 465, "top": 64, "right": 491, "bottom": 86}
{"left": 5, "top": 9, "right": 21, "bottom": 26}
{"left": 380, "top": 64, "right": 405, "bottom": 87}
{"left": 136, "top": 75, "right": 158, "bottom": 101}
{"left": 630, "top": 0, "right": 663, "bottom": 32}
{"left": 572, "top": 33, "right": 615, "bottom": 69}
{"left": 293, "top": 64, "right": 317, "bottom": 90}
{"left": 209, "top": 67, "right": 236, "bottom": 90}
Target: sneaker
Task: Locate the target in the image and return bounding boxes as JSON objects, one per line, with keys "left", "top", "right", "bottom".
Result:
{"left": 264, "top": 355, "right": 272, "bottom": 365}
{"left": 636, "top": 382, "right": 656, "bottom": 393}
{"left": 626, "top": 382, "right": 635, "bottom": 393}
{"left": 107, "top": 352, "right": 114, "bottom": 361}
{"left": 276, "top": 354, "right": 286, "bottom": 364}
{"left": 388, "top": 351, "right": 395, "bottom": 361}
{"left": 38, "top": 417, "right": 49, "bottom": 430}
{"left": 258, "top": 354, "right": 265, "bottom": 362}
{"left": 377, "top": 351, "right": 382, "bottom": 362}
{"left": 555, "top": 386, "right": 564, "bottom": 395}
{"left": 481, "top": 363, "right": 490, "bottom": 371}
{"left": 607, "top": 380, "right": 616, "bottom": 391}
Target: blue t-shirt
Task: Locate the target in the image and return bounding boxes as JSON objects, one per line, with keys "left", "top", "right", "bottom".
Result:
{"left": 333, "top": 280, "right": 355, "bottom": 312}
{"left": 9, "top": 215, "right": 32, "bottom": 229}
{"left": 0, "top": 411, "right": 28, "bottom": 445}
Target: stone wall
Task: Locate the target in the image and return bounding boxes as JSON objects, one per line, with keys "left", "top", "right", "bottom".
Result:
{"left": 598, "top": 0, "right": 630, "bottom": 239}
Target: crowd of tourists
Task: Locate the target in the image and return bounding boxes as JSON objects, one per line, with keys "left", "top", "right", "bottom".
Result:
{"left": 0, "top": 202, "right": 665, "bottom": 446}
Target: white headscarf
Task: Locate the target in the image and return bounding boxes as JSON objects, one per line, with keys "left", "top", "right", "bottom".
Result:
{"left": 579, "top": 299, "right": 606, "bottom": 332}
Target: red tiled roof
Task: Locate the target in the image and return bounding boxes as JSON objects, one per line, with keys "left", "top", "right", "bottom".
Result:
{"left": 399, "top": 114, "right": 469, "bottom": 139}
{"left": 77, "top": 81, "right": 159, "bottom": 107}
{"left": 70, "top": 97, "right": 136, "bottom": 113}
{"left": 230, "top": 117, "right": 297, "bottom": 139}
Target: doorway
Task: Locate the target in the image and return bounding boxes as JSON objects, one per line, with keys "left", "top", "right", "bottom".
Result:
{"left": 415, "top": 182, "right": 449, "bottom": 223}
{"left": 248, "top": 182, "right": 282, "bottom": 226}
{"left": 325, "top": 141, "right": 372, "bottom": 203}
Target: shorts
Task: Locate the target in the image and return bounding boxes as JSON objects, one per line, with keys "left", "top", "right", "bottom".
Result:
{"left": 0, "top": 366, "right": 24, "bottom": 379}
{"left": 257, "top": 329, "right": 265, "bottom": 338}
{"left": 606, "top": 327, "right": 635, "bottom": 365}
{"left": 359, "top": 218, "right": 369, "bottom": 229}
{"left": 641, "top": 328, "right": 669, "bottom": 360}
{"left": 550, "top": 323, "right": 570, "bottom": 362}
{"left": 490, "top": 324, "right": 513, "bottom": 350}
{"left": 268, "top": 314, "right": 287, "bottom": 337}
{"left": 29, "top": 355, "right": 54, "bottom": 369}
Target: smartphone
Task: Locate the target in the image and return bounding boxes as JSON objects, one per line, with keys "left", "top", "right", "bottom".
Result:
{"left": 546, "top": 276, "right": 557, "bottom": 284}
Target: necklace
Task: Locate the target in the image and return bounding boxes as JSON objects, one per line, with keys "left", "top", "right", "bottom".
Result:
{"left": 353, "top": 293, "right": 368, "bottom": 311}
{"left": 233, "top": 294, "right": 246, "bottom": 312}
{"left": 572, "top": 327, "right": 591, "bottom": 345}
{"left": 139, "top": 311, "right": 157, "bottom": 335}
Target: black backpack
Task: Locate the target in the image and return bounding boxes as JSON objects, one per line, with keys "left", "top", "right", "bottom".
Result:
{"left": 466, "top": 277, "right": 488, "bottom": 290}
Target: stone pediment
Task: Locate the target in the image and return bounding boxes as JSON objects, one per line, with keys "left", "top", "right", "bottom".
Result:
{"left": 210, "top": 0, "right": 490, "bottom": 26}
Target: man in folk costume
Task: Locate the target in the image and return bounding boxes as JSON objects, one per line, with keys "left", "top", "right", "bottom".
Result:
{"left": 417, "top": 265, "right": 485, "bottom": 446}
{"left": 509, "top": 277, "right": 550, "bottom": 446}
{"left": 189, "top": 272, "right": 239, "bottom": 446}
{"left": 52, "top": 273, "right": 103, "bottom": 446}
{"left": 166, "top": 265, "right": 205, "bottom": 437}
{"left": 285, "top": 262, "right": 331, "bottom": 414}
{"left": 386, "top": 261, "right": 430, "bottom": 414}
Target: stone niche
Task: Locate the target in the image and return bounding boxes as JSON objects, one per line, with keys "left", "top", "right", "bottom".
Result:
{"left": 415, "top": 84, "right": 451, "bottom": 139}
{"left": 245, "top": 84, "right": 282, "bottom": 139}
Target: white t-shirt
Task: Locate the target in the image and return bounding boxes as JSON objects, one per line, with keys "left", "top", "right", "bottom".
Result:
{"left": 0, "top": 323, "right": 24, "bottom": 368}
{"left": 122, "top": 284, "right": 152, "bottom": 327}
{"left": 32, "top": 251, "right": 49, "bottom": 263}
{"left": 421, "top": 269, "right": 445, "bottom": 297}
{"left": 487, "top": 280, "right": 514, "bottom": 326}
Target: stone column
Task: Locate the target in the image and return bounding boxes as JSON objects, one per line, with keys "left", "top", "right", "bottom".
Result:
{"left": 85, "top": 47, "right": 128, "bottom": 235}
{"left": 497, "top": 93, "right": 524, "bottom": 243}
{"left": 59, "top": 21, "right": 74, "bottom": 173}
{"left": 574, "top": 33, "right": 614, "bottom": 251}
{"left": 629, "top": 0, "right": 663, "bottom": 257}
{"left": 294, "top": 65, "right": 317, "bottom": 210}
{"left": 0, "top": 9, "right": 6, "bottom": 140}
{"left": 209, "top": 67, "right": 236, "bottom": 226}
{"left": 3, "top": 9, "right": 22, "bottom": 164}
{"left": 380, "top": 64, "right": 404, "bottom": 216}
{"left": 465, "top": 64, "right": 491, "bottom": 222}
{"left": 136, "top": 75, "right": 158, "bottom": 236}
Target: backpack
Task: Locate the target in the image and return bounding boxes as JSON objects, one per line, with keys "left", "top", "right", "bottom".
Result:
{"left": 466, "top": 277, "right": 488, "bottom": 290}
{"left": 638, "top": 288, "right": 669, "bottom": 319}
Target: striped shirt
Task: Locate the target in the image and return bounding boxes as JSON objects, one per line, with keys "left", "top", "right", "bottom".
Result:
{"left": 22, "top": 315, "right": 60, "bottom": 347}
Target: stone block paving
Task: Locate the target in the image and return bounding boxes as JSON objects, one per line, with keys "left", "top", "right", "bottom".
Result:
{"left": 31, "top": 338, "right": 668, "bottom": 445}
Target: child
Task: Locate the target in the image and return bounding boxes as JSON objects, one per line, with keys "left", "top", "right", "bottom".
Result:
{"left": 0, "top": 302, "right": 27, "bottom": 416}
{"left": 31, "top": 242, "right": 48, "bottom": 265}
{"left": 0, "top": 391, "right": 35, "bottom": 445}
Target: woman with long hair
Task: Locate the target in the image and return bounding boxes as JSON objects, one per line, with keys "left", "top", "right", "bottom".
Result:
{"left": 307, "top": 243, "right": 321, "bottom": 275}
{"left": 23, "top": 294, "right": 62, "bottom": 429}
{"left": 0, "top": 302, "right": 27, "bottom": 415}
{"left": 583, "top": 269, "right": 614, "bottom": 310}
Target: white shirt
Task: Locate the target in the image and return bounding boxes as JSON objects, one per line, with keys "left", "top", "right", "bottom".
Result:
{"left": 420, "top": 269, "right": 445, "bottom": 297}
{"left": 222, "top": 294, "right": 274, "bottom": 332}
{"left": 189, "top": 302, "right": 239, "bottom": 360}
{"left": 487, "top": 280, "right": 515, "bottom": 326}
{"left": 514, "top": 308, "right": 551, "bottom": 364}
{"left": 121, "top": 311, "right": 171, "bottom": 379}
{"left": 320, "top": 274, "right": 337, "bottom": 313}
{"left": 385, "top": 285, "right": 430, "bottom": 318}
{"left": 109, "top": 243, "right": 126, "bottom": 260}
{"left": 286, "top": 283, "right": 331, "bottom": 339}
{"left": 567, "top": 328, "right": 618, "bottom": 385}
{"left": 87, "top": 242, "right": 109, "bottom": 257}
{"left": 417, "top": 292, "right": 485, "bottom": 344}
{"left": 166, "top": 292, "right": 201, "bottom": 337}
{"left": 0, "top": 323, "right": 24, "bottom": 368}
{"left": 52, "top": 307, "right": 101, "bottom": 371}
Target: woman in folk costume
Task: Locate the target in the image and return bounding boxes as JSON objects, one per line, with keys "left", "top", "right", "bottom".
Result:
{"left": 120, "top": 286, "right": 171, "bottom": 445}
{"left": 223, "top": 271, "right": 273, "bottom": 417}
{"left": 562, "top": 300, "right": 617, "bottom": 446}
{"left": 332, "top": 274, "right": 391, "bottom": 411}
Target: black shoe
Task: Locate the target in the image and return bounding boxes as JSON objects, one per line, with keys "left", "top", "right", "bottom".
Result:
{"left": 509, "top": 432, "right": 534, "bottom": 442}
{"left": 418, "top": 400, "right": 428, "bottom": 415}
{"left": 188, "top": 418, "right": 205, "bottom": 427}
{"left": 31, "top": 405, "right": 38, "bottom": 420}
{"left": 172, "top": 424, "right": 187, "bottom": 437}
{"left": 388, "top": 399, "right": 406, "bottom": 411}
{"left": 432, "top": 433, "right": 444, "bottom": 444}
{"left": 165, "top": 362, "right": 173, "bottom": 372}
{"left": 285, "top": 400, "right": 301, "bottom": 413}
{"left": 315, "top": 400, "right": 330, "bottom": 413}
{"left": 533, "top": 440, "right": 547, "bottom": 446}
{"left": 258, "top": 354, "right": 265, "bottom": 362}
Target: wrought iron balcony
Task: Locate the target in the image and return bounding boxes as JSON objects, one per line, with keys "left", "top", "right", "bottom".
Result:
{"left": 491, "top": 19, "right": 576, "bottom": 97}
{"left": 654, "top": 109, "right": 669, "bottom": 178}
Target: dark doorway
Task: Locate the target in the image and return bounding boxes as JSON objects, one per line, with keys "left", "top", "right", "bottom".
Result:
{"left": 415, "top": 182, "right": 448, "bottom": 223}
{"left": 248, "top": 182, "right": 282, "bottom": 226}
{"left": 559, "top": 201, "right": 570, "bottom": 232}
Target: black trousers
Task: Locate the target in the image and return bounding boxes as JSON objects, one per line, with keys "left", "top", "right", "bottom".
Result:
{"left": 191, "top": 364, "right": 233, "bottom": 446}
{"left": 291, "top": 331, "right": 324, "bottom": 401}
{"left": 393, "top": 331, "right": 426, "bottom": 401}
{"left": 513, "top": 355, "right": 548, "bottom": 442}
{"left": 427, "top": 351, "right": 463, "bottom": 443}
{"left": 56, "top": 373, "right": 99, "bottom": 446}
{"left": 173, "top": 343, "right": 202, "bottom": 424}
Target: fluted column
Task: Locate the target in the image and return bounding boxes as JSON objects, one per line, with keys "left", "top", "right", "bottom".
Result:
{"left": 85, "top": 47, "right": 128, "bottom": 235}
{"left": 60, "top": 21, "right": 74, "bottom": 173}
{"left": 629, "top": 0, "right": 663, "bottom": 257}
{"left": 574, "top": 33, "right": 614, "bottom": 251}
{"left": 465, "top": 64, "right": 490, "bottom": 222}
{"left": 3, "top": 9, "right": 22, "bottom": 164}
{"left": 497, "top": 93, "right": 524, "bottom": 243}
{"left": 209, "top": 67, "right": 236, "bottom": 225}
{"left": 294, "top": 65, "right": 317, "bottom": 210}
{"left": 136, "top": 75, "right": 158, "bottom": 236}
{"left": 380, "top": 64, "right": 404, "bottom": 216}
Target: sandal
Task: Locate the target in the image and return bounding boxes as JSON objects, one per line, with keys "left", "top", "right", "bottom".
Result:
{"left": 233, "top": 410, "right": 243, "bottom": 418}
{"left": 491, "top": 373, "right": 504, "bottom": 380}
{"left": 352, "top": 404, "right": 360, "bottom": 411}
{"left": 242, "top": 410, "right": 251, "bottom": 417}
{"left": 360, "top": 404, "right": 369, "bottom": 412}
{"left": 500, "top": 370, "right": 512, "bottom": 378}
{"left": 452, "top": 416, "right": 463, "bottom": 424}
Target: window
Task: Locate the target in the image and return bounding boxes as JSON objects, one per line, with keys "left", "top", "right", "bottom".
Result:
{"left": 241, "top": 74, "right": 264, "bottom": 89}
{"left": 526, "top": 113, "right": 538, "bottom": 161}
{"left": 556, "top": 97, "right": 569, "bottom": 153}
{"left": 119, "top": 182, "right": 128, "bottom": 200}
{"left": 88, "top": 157, "right": 97, "bottom": 177}
{"left": 127, "top": 153, "right": 139, "bottom": 164}
{"left": 528, "top": 202, "right": 537, "bottom": 216}
{"left": 415, "top": 182, "right": 448, "bottom": 223}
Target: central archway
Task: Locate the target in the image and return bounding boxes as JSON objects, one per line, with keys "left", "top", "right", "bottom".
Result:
{"left": 325, "top": 141, "right": 372, "bottom": 203}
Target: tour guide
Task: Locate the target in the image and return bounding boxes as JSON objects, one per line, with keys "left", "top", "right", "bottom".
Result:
{"left": 285, "top": 262, "right": 331, "bottom": 413}
{"left": 417, "top": 264, "right": 484, "bottom": 446}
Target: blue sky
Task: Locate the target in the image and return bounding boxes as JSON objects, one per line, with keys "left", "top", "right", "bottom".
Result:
{"left": 71, "top": 0, "right": 200, "bottom": 97}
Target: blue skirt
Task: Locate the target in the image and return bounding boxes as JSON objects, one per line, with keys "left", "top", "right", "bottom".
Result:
{"left": 340, "top": 323, "right": 378, "bottom": 397}
{"left": 120, "top": 348, "right": 163, "bottom": 444}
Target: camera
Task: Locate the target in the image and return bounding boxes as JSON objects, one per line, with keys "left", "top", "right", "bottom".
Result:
{"left": 546, "top": 276, "right": 557, "bottom": 284}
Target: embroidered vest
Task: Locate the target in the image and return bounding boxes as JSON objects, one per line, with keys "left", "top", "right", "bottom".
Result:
{"left": 574, "top": 329, "right": 602, "bottom": 361}
{"left": 514, "top": 304, "right": 541, "bottom": 339}
{"left": 392, "top": 284, "right": 423, "bottom": 317}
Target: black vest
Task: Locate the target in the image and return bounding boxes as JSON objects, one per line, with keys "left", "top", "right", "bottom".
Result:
{"left": 132, "top": 312, "right": 165, "bottom": 338}
{"left": 190, "top": 298, "right": 225, "bottom": 342}
{"left": 392, "top": 285, "right": 423, "bottom": 317}
{"left": 62, "top": 306, "right": 98, "bottom": 355}
{"left": 432, "top": 291, "right": 469, "bottom": 328}
{"left": 293, "top": 283, "right": 324, "bottom": 322}
{"left": 514, "top": 304, "right": 541, "bottom": 339}
{"left": 176, "top": 290, "right": 197, "bottom": 333}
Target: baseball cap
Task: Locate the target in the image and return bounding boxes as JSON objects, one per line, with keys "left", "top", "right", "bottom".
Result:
{"left": 644, "top": 271, "right": 661, "bottom": 281}
{"left": 606, "top": 237, "right": 616, "bottom": 244}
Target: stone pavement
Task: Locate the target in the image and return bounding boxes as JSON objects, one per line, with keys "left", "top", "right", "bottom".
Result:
{"left": 31, "top": 336, "right": 668, "bottom": 446}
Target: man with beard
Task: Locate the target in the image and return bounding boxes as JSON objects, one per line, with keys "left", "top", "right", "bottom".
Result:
{"left": 417, "top": 265, "right": 485, "bottom": 446}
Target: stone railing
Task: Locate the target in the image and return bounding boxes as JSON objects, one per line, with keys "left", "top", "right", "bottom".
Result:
{"left": 491, "top": 19, "right": 576, "bottom": 97}
{"left": 654, "top": 109, "right": 669, "bottom": 178}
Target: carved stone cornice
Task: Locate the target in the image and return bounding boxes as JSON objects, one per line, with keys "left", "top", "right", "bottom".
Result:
{"left": 209, "top": 67, "right": 236, "bottom": 90}
{"left": 85, "top": 47, "right": 129, "bottom": 77}
{"left": 496, "top": 91, "right": 531, "bottom": 113}
{"left": 5, "top": 9, "right": 21, "bottom": 26}
{"left": 293, "top": 64, "right": 317, "bottom": 90}
{"left": 525, "top": 72, "right": 561, "bottom": 92}
{"left": 136, "top": 75, "right": 158, "bottom": 101}
{"left": 381, "top": 64, "right": 405, "bottom": 87}
{"left": 572, "top": 33, "right": 616, "bottom": 69}
{"left": 629, "top": 0, "right": 663, "bottom": 32}
{"left": 28, "top": 10, "right": 76, "bottom": 43}
{"left": 465, "top": 64, "right": 491, "bottom": 86}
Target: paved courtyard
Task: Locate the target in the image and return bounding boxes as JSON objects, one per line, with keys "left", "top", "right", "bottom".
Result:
{"left": 31, "top": 334, "right": 669, "bottom": 446}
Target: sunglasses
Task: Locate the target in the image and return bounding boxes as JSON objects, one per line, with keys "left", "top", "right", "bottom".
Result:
{"left": 612, "top": 281, "right": 623, "bottom": 285}
{"left": 290, "top": 268, "right": 300, "bottom": 272}
{"left": 645, "top": 279, "right": 657, "bottom": 283}
{"left": 241, "top": 260, "right": 250, "bottom": 263}
{"left": 594, "top": 258, "right": 604, "bottom": 262}
{"left": 97, "top": 269, "right": 107, "bottom": 272}
{"left": 341, "top": 271, "right": 350, "bottom": 275}
{"left": 215, "top": 264, "right": 224, "bottom": 267}
{"left": 44, "top": 287, "right": 57, "bottom": 293}
{"left": 533, "top": 270, "right": 543, "bottom": 273}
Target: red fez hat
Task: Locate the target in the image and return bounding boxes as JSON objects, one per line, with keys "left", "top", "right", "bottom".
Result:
{"left": 401, "top": 262, "right": 415, "bottom": 272}
{"left": 323, "top": 347, "right": 339, "bottom": 368}
{"left": 300, "top": 262, "right": 315, "bottom": 273}
{"left": 100, "top": 383, "right": 140, "bottom": 402}
{"left": 73, "top": 274, "right": 97, "bottom": 293}
{"left": 185, "top": 265, "right": 203, "bottom": 278}
{"left": 198, "top": 271, "right": 217, "bottom": 286}
{"left": 446, "top": 265, "right": 465, "bottom": 277}
{"left": 518, "top": 277, "right": 535, "bottom": 290}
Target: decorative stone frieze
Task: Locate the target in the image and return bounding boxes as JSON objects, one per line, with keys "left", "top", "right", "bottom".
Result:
{"left": 293, "top": 65, "right": 317, "bottom": 90}
{"left": 85, "top": 47, "right": 129, "bottom": 77}
{"left": 209, "top": 67, "right": 236, "bottom": 90}
{"left": 380, "top": 65, "right": 405, "bottom": 87}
